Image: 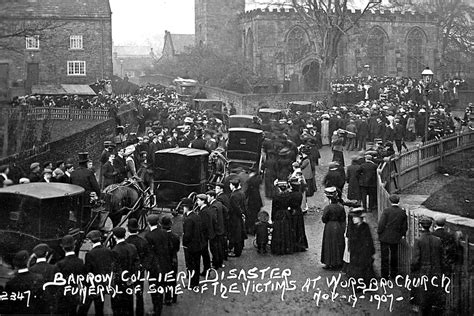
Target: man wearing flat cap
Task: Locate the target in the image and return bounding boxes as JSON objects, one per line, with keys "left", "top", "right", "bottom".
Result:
{"left": 30, "top": 243, "right": 59, "bottom": 314}
{"left": 5, "top": 250, "right": 45, "bottom": 314}
{"left": 111, "top": 227, "right": 139, "bottom": 316}
{"left": 56, "top": 235, "right": 86, "bottom": 316}
{"left": 78, "top": 230, "right": 114, "bottom": 316}
{"left": 28, "top": 162, "right": 41, "bottom": 182}
{"left": 411, "top": 216, "right": 443, "bottom": 315}
{"left": 196, "top": 193, "right": 214, "bottom": 275}
{"left": 228, "top": 178, "right": 247, "bottom": 257}
{"left": 377, "top": 194, "right": 407, "bottom": 279}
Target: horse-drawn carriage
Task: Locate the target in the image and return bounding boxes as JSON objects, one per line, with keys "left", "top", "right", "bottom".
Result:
{"left": 227, "top": 128, "right": 265, "bottom": 173}
{"left": 0, "top": 183, "right": 85, "bottom": 264}
{"left": 153, "top": 148, "right": 210, "bottom": 211}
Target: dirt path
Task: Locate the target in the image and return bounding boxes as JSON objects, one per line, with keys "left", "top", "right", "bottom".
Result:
{"left": 158, "top": 147, "right": 413, "bottom": 316}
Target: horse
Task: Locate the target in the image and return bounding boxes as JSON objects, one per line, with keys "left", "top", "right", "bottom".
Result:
{"left": 102, "top": 179, "right": 150, "bottom": 229}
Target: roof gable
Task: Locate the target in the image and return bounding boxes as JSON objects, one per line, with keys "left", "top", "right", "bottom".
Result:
{"left": 0, "top": 0, "right": 111, "bottom": 19}
{"left": 169, "top": 33, "right": 195, "bottom": 55}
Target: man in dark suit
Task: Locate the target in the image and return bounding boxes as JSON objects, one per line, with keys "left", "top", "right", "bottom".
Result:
{"left": 126, "top": 218, "right": 150, "bottom": 316}
{"left": 432, "top": 216, "right": 458, "bottom": 274}
{"left": 358, "top": 154, "right": 378, "bottom": 212}
{"left": 30, "top": 244, "right": 59, "bottom": 314}
{"left": 70, "top": 153, "right": 101, "bottom": 228}
{"left": 5, "top": 250, "right": 44, "bottom": 314}
{"left": 377, "top": 194, "right": 408, "bottom": 279}
{"left": 215, "top": 183, "right": 230, "bottom": 260}
{"left": 58, "top": 162, "right": 74, "bottom": 184}
{"left": 113, "top": 148, "right": 128, "bottom": 183}
{"left": 161, "top": 216, "right": 180, "bottom": 305}
{"left": 182, "top": 198, "right": 203, "bottom": 288}
{"left": 190, "top": 128, "right": 207, "bottom": 150}
{"left": 102, "top": 153, "right": 118, "bottom": 189}
{"left": 393, "top": 119, "right": 406, "bottom": 154}
{"left": 207, "top": 190, "right": 225, "bottom": 269}
{"left": 111, "top": 227, "right": 139, "bottom": 316}
{"left": 56, "top": 235, "right": 86, "bottom": 316}
{"left": 196, "top": 194, "right": 213, "bottom": 275}
{"left": 356, "top": 116, "right": 369, "bottom": 150}
{"left": 228, "top": 178, "right": 247, "bottom": 257}
{"left": 411, "top": 217, "right": 444, "bottom": 315}
{"left": 28, "top": 162, "right": 42, "bottom": 182}
{"left": 144, "top": 214, "right": 167, "bottom": 315}
{"left": 78, "top": 230, "right": 114, "bottom": 316}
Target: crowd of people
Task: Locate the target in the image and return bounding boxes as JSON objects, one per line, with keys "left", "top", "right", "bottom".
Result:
{"left": 0, "top": 76, "right": 471, "bottom": 315}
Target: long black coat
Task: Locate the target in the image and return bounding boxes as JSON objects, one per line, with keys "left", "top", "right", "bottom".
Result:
{"left": 377, "top": 205, "right": 407, "bottom": 244}
{"left": 70, "top": 166, "right": 100, "bottom": 206}
{"left": 346, "top": 164, "right": 361, "bottom": 200}
{"left": 263, "top": 156, "right": 278, "bottom": 198}
{"left": 182, "top": 212, "right": 203, "bottom": 253}
{"left": 321, "top": 203, "right": 346, "bottom": 267}
{"left": 126, "top": 234, "right": 151, "bottom": 271}
{"left": 289, "top": 191, "right": 308, "bottom": 251}
{"left": 55, "top": 254, "right": 86, "bottom": 314}
{"left": 348, "top": 222, "right": 375, "bottom": 283}
{"left": 5, "top": 271, "right": 45, "bottom": 314}
{"left": 84, "top": 245, "right": 115, "bottom": 277}
{"left": 323, "top": 169, "right": 345, "bottom": 190}
{"left": 112, "top": 242, "right": 140, "bottom": 286}
{"left": 229, "top": 189, "right": 246, "bottom": 245}
{"left": 271, "top": 190, "right": 294, "bottom": 255}
{"left": 113, "top": 156, "right": 128, "bottom": 183}
{"left": 358, "top": 161, "right": 378, "bottom": 188}
{"left": 145, "top": 228, "right": 174, "bottom": 274}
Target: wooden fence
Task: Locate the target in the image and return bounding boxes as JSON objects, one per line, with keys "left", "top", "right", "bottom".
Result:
{"left": 377, "top": 130, "right": 474, "bottom": 314}
{"left": 25, "top": 107, "right": 110, "bottom": 121}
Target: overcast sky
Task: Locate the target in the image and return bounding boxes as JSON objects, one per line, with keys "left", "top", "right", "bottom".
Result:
{"left": 109, "top": 0, "right": 389, "bottom": 47}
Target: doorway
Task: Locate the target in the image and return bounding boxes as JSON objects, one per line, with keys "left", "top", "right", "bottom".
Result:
{"left": 302, "top": 61, "right": 319, "bottom": 92}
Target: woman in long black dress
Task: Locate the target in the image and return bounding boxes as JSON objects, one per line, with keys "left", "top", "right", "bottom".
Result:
{"left": 288, "top": 178, "right": 308, "bottom": 252}
{"left": 321, "top": 187, "right": 346, "bottom": 270}
{"left": 347, "top": 208, "right": 375, "bottom": 286}
{"left": 271, "top": 181, "right": 294, "bottom": 255}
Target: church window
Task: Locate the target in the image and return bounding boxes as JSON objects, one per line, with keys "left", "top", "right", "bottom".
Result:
{"left": 366, "top": 28, "right": 387, "bottom": 76}
{"left": 286, "top": 27, "right": 310, "bottom": 63}
{"left": 407, "top": 28, "right": 425, "bottom": 78}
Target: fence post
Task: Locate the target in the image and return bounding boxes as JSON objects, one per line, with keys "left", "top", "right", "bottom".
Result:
{"left": 416, "top": 145, "right": 421, "bottom": 181}
{"left": 440, "top": 138, "right": 444, "bottom": 165}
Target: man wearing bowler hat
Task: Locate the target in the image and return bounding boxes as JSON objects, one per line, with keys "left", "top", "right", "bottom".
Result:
{"left": 56, "top": 235, "right": 85, "bottom": 316}
{"left": 70, "top": 152, "right": 100, "bottom": 228}
{"left": 190, "top": 128, "right": 206, "bottom": 150}
{"left": 126, "top": 218, "right": 150, "bottom": 316}
{"left": 111, "top": 227, "right": 139, "bottom": 316}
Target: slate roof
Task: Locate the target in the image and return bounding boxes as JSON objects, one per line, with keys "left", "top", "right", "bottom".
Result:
{"left": 0, "top": 0, "right": 111, "bottom": 19}
{"left": 169, "top": 34, "right": 195, "bottom": 55}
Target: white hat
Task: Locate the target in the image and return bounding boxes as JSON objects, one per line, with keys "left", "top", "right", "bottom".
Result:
{"left": 419, "top": 109, "right": 426, "bottom": 113}
{"left": 124, "top": 145, "right": 135, "bottom": 156}
{"left": 184, "top": 117, "right": 193, "bottom": 123}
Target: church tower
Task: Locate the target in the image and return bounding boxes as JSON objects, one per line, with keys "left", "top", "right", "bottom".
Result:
{"left": 195, "top": 0, "right": 245, "bottom": 55}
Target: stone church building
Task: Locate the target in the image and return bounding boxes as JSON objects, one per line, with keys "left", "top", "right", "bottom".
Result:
{"left": 195, "top": 0, "right": 440, "bottom": 92}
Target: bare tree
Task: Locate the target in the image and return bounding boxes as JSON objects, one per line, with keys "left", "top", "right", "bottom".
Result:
{"left": 262, "top": 0, "right": 382, "bottom": 91}
{"left": 0, "top": 19, "right": 69, "bottom": 53}
{"left": 386, "top": 0, "right": 473, "bottom": 77}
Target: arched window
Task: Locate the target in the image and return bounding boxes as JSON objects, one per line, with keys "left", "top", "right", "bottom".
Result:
{"left": 246, "top": 29, "right": 254, "bottom": 69}
{"left": 407, "top": 28, "right": 425, "bottom": 77}
{"left": 367, "top": 28, "right": 387, "bottom": 76}
{"left": 286, "top": 27, "right": 310, "bottom": 63}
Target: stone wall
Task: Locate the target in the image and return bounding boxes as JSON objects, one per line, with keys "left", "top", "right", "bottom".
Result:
{"left": 0, "top": 110, "right": 137, "bottom": 174}
{"left": 458, "top": 90, "right": 474, "bottom": 110}
{"left": 139, "top": 73, "right": 329, "bottom": 114}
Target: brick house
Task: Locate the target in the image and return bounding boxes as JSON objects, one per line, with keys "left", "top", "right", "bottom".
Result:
{"left": 0, "top": 0, "right": 113, "bottom": 100}
{"left": 160, "top": 31, "right": 195, "bottom": 61}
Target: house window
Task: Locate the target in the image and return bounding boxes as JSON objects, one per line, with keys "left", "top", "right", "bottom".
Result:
{"left": 70, "top": 35, "right": 83, "bottom": 49}
{"left": 67, "top": 61, "right": 86, "bottom": 76}
{"left": 26, "top": 35, "right": 39, "bottom": 50}
{"left": 367, "top": 28, "right": 387, "bottom": 76}
{"left": 407, "top": 29, "right": 425, "bottom": 77}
